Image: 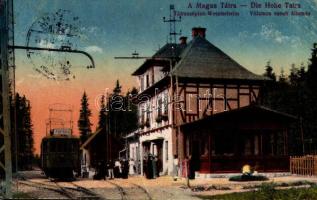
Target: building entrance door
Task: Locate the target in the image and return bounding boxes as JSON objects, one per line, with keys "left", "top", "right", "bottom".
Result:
{"left": 153, "top": 139, "right": 163, "bottom": 173}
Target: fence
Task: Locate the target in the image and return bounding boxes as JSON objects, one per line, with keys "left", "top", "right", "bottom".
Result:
{"left": 290, "top": 155, "right": 317, "bottom": 176}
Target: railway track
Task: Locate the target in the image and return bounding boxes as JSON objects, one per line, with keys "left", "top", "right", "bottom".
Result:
{"left": 106, "top": 180, "right": 152, "bottom": 200}
{"left": 17, "top": 175, "right": 101, "bottom": 200}
{"left": 50, "top": 178, "right": 101, "bottom": 200}
{"left": 16, "top": 171, "right": 154, "bottom": 200}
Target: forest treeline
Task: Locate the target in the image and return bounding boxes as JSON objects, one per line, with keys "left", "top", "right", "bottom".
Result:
{"left": 78, "top": 80, "right": 138, "bottom": 145}
{"left": 260, "top": 44, "right": 317, "bottom": 155}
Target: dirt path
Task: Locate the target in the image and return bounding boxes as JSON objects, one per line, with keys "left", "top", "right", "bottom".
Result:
{"left": 11, "top": 171, "right": 317, "bottom": 199}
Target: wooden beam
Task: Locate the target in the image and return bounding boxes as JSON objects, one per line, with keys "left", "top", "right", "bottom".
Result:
{"left": 0, "top": 127, "right": 4, "bottom": 136}
{"left": 0, "top": 145, "right": 4, "bottom": 154}
{"left": 0, "top": 161, "right": 5, "bottom": 170}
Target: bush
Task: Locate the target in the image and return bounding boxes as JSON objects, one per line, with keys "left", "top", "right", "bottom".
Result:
{"left": 229, "top": 174, "right": 268, "bottom": 182}
{"left": 196, "top": 185, "right": 317, "bottom": 200}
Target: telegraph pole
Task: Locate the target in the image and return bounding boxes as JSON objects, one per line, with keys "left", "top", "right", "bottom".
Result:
{"left": 163, "top": 4, "right": 181, "bottom": 44}
{"left": 0, "top": 0, "right": 13, "bottom": 197}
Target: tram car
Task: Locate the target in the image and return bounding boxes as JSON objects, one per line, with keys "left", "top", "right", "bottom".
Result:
{"left": 41, "top": 128, "right": 80, "bottom": 178}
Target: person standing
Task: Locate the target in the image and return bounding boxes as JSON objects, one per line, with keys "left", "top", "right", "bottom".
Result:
{"left": 122, "top": 159, "right": 129, "bottom": 179}
{"left": 101, "top": 160, "right": 106, "bottom": 180}
{"left": 156, "top": 157, "right": 161, "bottom": 177}
{"left": 188, "top": 155, "right": 195, "bottom": 179}
{"left": 152, "top": 156, "right": 157, "bottom": 179}
{"left": 114, "top": 159, "right": 122, "bottom": 178}
{"left": 173, "top": 155, "right": 179, "bottom": 181}
{"left": 146, "top": 154, "right": 153, "bottom": 179}
{"left": 129, "top": 159, "right": 135, "bottom": 175}
{"left": 107, "top": 160, "right": 114, "bottom": 179}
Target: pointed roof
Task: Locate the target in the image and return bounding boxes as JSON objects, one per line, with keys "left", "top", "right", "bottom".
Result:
{"left": 172, "top": 36, "right": 269, "bottom": 81}
{"left": 132, "top": 43, "right": 186, "bottom": 76}
{"left": 80, "top": 128, "right": 103, "bottom": 150}
{"left": 152, "top": 43, "right": 187, "bottom": 58}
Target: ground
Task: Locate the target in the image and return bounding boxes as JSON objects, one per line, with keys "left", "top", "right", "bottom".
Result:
{"left": 4, "top": 170, "right": 317, "bottom": 199}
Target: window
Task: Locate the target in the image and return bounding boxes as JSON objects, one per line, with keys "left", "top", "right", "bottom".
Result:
{"left": 49, "top": 141, "right": 56, "bottom": 152}
{"left": 140, "top": 76, "right": 144, "bottom": 91}
{"left": 140, "top": 110, "right": 145, "bottom": 124}
{"left": 214, "top": 133, "right": 234, "bottom": 156}
{"left": 158, "top": 98, "right": 162, "bottom": 117}
{"left": 146, "top": 74, "right": 150, "bottom": 88}
{"left": 131, "top": 147, "right": 135, "bottom": 159}
{"left": 163, "top": 94, "right": 168, "bottom": 115}
{"left": 165, "top": 141, "right": 168, "bottom": 161}
{"left": 186, "top": 93, "right": 197, "bottom": 114}
{"left": 146, "top": 103, "right": 151, "bottom": 128}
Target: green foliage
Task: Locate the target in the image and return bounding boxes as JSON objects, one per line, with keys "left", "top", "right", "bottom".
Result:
{"left": 107, "top": 81, "right": 138, "bottom": 138}
{"left": 13, "top": 192, "right": 32, "bottom": 198}
{"left": 78, "top": 91, "right": 92, "bottom": 144}
{"left": 198, "top": 184, "right": 317, "bottom": 200}
{"left": 263, "top": 61, "right": 276, "bottom": 81}
{"left": 97, "top": 95, "right": 107, "bottom": 129}
{"left": 259, "top": 44, "right": 317, "bottom": 155}
{"left": 12, "top": 93, "right": 34, "bottom": 170}
{"left": 229, "top": 174, "right": 268, "bottom": 182}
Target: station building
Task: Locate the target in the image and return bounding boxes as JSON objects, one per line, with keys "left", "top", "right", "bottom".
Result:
{"left": 128, "top": 27, "right": 295, "bottom": 176}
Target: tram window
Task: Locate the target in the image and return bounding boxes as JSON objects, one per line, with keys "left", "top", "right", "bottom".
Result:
{"left": 70, "top": 142, "right": 76, "bottom": 152}
{"left": 68, "top": 141, "right": 72, "bottom": 152}
{"left": 49, "top": 141, "right": 56, "bottom": 152}
{"left": 57, "top": 141, "right": 62, "bottom": 152}
{"left": 60, "top": 141, "right": 66, "bottom": 152}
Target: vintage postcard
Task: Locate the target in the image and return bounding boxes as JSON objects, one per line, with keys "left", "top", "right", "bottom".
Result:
{"left": 1, "top": 0, "right": 317, "bottom": 199}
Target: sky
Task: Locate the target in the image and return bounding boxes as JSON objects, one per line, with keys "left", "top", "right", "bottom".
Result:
{"left": 13, "top": 0, "right": 317, "bottom": 154}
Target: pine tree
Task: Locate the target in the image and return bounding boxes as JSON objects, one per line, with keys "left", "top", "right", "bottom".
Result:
{"left": 22, "top": 95, "right": 34, "bottom": 169}
{"left": 263, "top": 61, "right": 276, "bottom": 81}
{"left": 97, "top": 95, "right": 107, "bottom": 129}
{"left": 289, "top": 64, "right": 300, "bottom": 86}
{"left": 307, "top": 43, "right": 317, "bottom": 90}
{"left": 108, "top": 80, "right": 122, "bottom": 137}
{"left": 113, "top": 80, "right": 122, "bottom": 95}
{"left": 123, "top": 87, "right": 138, "bottom": 134}
{"left": 78, "top": 92, "right": 92, "bottom": 144}
{"left": 107, "top": 81, "right": 138, "bottom": 138}
{"left": 13, "top": 93, "right": 34, "bottom": 170}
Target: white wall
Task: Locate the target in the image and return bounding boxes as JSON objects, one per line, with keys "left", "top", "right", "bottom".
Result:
{"left": 139, "top": 127, "right": 173, "bottom": 175}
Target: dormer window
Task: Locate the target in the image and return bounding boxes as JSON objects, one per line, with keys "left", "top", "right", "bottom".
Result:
{"left": 146, "top": 74, "right": 150, "bottom": 88}
{"left": 140, "top": 76, "right": 144, "bottom": 92}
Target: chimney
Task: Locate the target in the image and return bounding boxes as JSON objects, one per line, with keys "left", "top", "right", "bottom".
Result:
{"left": 179, "top": 36, "right": 187, "bottom": 44}
{"left": 192, "top": 27, "right": 206, "bottom": 38}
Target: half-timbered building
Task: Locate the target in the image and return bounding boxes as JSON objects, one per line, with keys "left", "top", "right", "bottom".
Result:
{"left": 130, "top": 27, "right": 295, "bottom": 176}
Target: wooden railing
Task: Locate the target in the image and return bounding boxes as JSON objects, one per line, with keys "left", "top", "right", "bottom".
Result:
{"left": 290, "top": 155, "right": 317, "bottom": 176}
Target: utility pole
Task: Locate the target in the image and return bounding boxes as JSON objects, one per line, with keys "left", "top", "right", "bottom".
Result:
{"left": 0, "top": 0, "right": 13, "bottom": 197}
{"left": 163, "top": 4, "right": 182, "bottom": 44}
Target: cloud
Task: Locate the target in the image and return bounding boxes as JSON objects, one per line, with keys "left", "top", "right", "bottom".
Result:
{"left": 85, "top": 45, "right": 103, "bottom": 53}
{"left": 80, "top": 26, "right": 99, "bottom": 34}
{"left": 39, "top": 39, "right": 55, "bottom": 49}
{"left": 238, "top": 23, "right": 302, "bottom": 48}
{"left": 259, "top": 24, "right": 290, "bottom": 44}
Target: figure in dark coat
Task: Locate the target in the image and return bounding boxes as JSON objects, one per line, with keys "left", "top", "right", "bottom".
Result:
{"left": 156, "top": 157, "right": 161, "bottom": 177}
{"left": 122, "top": 159, "right": 129, "bottom": 179}
{"left": 143, "top": 157, "right": 147, "bottom": 177}
{"left": 114, "top": 159, "right": 122, "bottom": 178}
{"left": 107, "top": 160, "right": 114, "bottom": 179}
{"left": 94, "top": 161, "right": 104, "bottom": 180}
{"left": 146, "top": 154, "right": 153, "bottom": 179}
{"left": 152, "top": 156, "right": 157, "bottom": 179}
